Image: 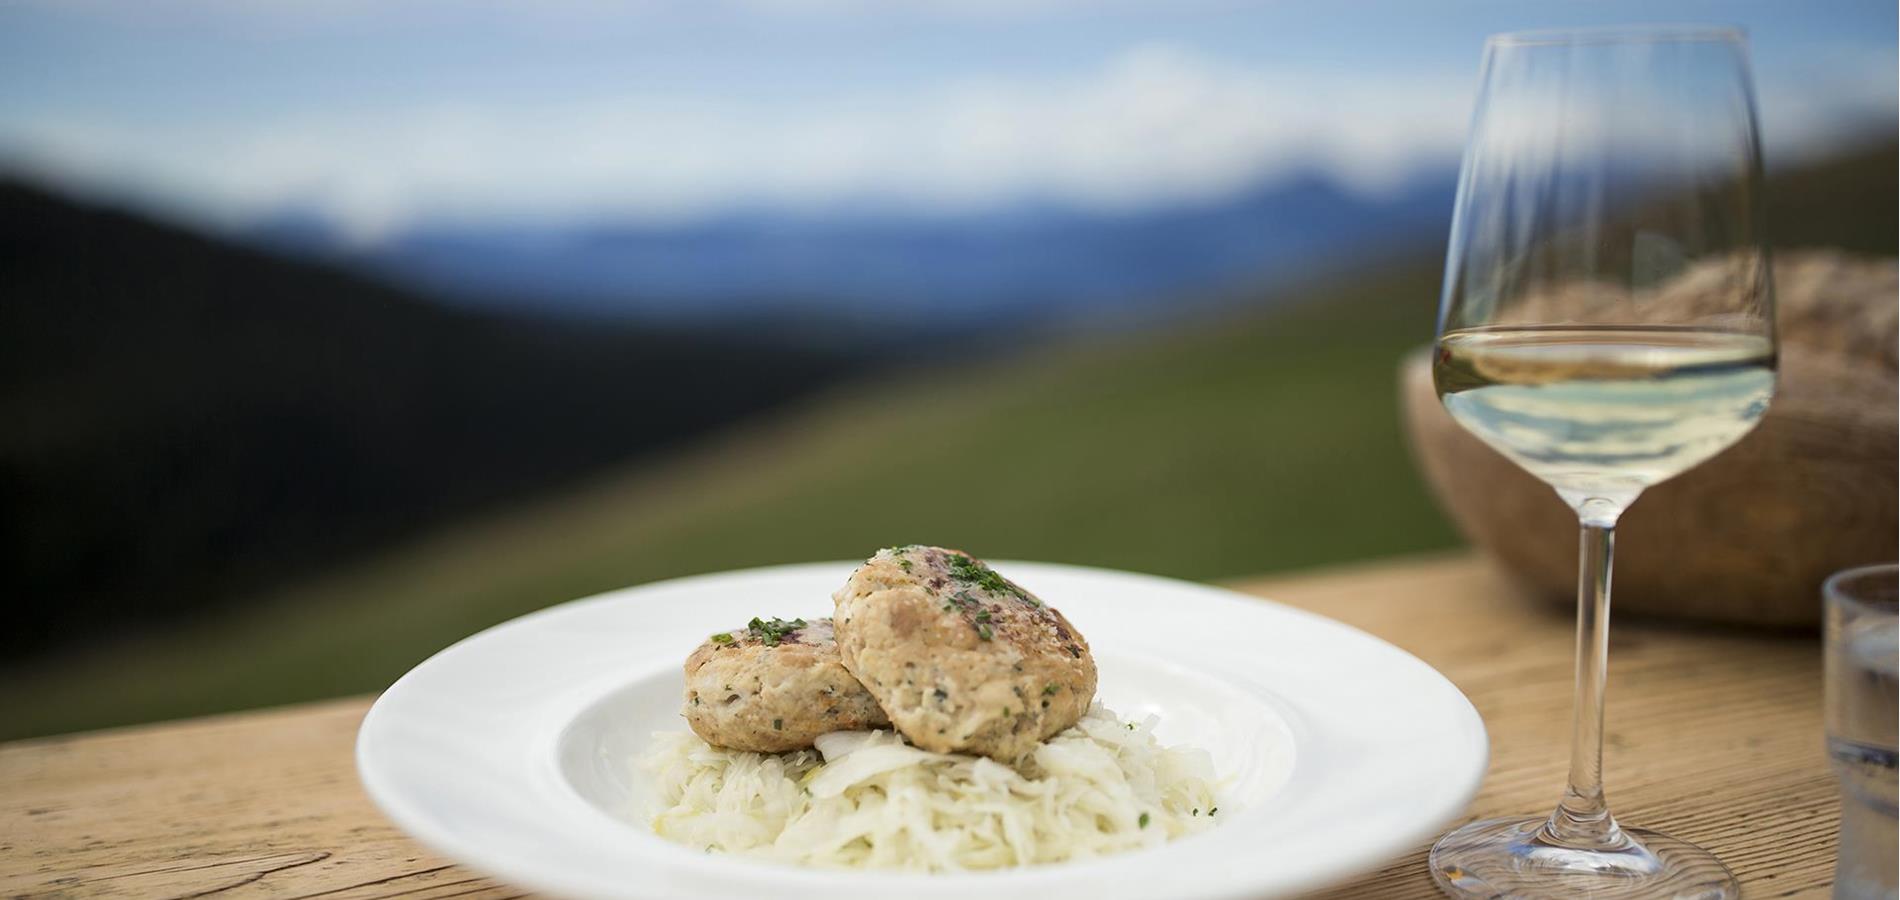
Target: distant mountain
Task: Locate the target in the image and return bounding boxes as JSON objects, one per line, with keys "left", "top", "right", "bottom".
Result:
{"left": 0, "top": 182, "right": 865, "bottom": 658}
{"left": 257, "top": 171, "right": 1459, "bottom": 329}
{"left": 256, "top": 136, "right": 1900, "bottom": 335}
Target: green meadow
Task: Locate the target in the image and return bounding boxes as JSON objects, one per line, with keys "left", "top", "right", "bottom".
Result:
{"left": 9, "top": 132, "right": 1890, "bottom": 739}
{"left": 0, "top": 258, "right": 1462, "bottom": 739}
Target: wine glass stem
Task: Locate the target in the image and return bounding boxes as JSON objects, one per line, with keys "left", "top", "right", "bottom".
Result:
{"left": 1541, "top": 511, "right": 1627, "bottom": 849}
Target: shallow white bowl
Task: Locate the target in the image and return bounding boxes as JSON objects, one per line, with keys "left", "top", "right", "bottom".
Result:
{"left": 357, "top": 561, "right": 1487, "bottom": 899}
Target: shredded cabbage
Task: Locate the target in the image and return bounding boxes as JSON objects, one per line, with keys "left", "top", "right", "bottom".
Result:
{"left": 639, "top": 703, "right": 1221, "bottom": 870}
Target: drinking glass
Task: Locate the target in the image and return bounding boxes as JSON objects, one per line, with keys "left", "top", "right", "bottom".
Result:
{"left": 1428, "top": 27, "right": 1775, "bottom": 899}
{"left": 1825, "top": 564, "right": 1898, "bottom": 900}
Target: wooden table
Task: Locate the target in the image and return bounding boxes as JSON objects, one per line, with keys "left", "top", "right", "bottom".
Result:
{"left": 1, "top": 554, "right": 1841, "bottom": 899}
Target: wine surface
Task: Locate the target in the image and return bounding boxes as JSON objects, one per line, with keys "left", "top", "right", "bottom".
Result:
{"left": 1434, "top": 326, "right": 1775, "bottom": 507}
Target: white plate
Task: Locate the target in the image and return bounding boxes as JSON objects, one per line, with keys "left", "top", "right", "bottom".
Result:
{"left": 357, "top": 561, "right": 1486, "bottom": 900}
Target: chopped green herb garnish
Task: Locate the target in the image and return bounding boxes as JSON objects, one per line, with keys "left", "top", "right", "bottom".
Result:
{"left": 709, "top": 632, "right": 734, "bottom": 644}
{"left": 976, "top": 623, "right": 993, "bottom": 641}
{"left": 1209, "top": 807, "right": 1218, "bottom": 816}
{"left": 1043, "top": 682, "right": 1060, "bottom": 695}
{"left": 974, "top": 610, "right": 991, "bottom": 623}
{"left": 886, "top": 546, "right": 914, "bottom": 571}
{"left": 1138, "top": 812, "right": 1151, "bottom": 829}
{"left": 944, "top": 552, "right": 1018, "bottom": 597}
{"left": 1192, "top": 808, "right": 1200, "bottom": 816}
{"left": 773, "top": 718, "right": 783, "bottom": 731}
{"left": 746, "top": 616, "right": 807, "bottom": 646}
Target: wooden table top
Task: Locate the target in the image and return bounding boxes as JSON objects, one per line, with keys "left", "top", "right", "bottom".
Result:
{"left": 1, "top": 554, "right": 1841, "bottom": 899}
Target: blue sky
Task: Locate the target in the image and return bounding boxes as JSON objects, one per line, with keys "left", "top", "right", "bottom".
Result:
{"left": 0, "top": 1, "right": 1890, "bottom": 241}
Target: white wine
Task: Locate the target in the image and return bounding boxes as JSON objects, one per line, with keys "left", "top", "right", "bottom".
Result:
{"left": 1433, "top": 326, "right": 1775, "bottom": 509}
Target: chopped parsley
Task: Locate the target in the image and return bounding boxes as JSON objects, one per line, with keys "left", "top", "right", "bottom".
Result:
{"left": 944, "top": 552, "right": 1018, "bottom": 597}
{"left": 976, "top": 623, "right": 994, "bottom": 641}
{"left": 1138, "top": 812, "right": 1151, "bottom": 829}
{"left": 885, "top": 546, "right": 916, "bottom": 571}
{"left": 889, "top": 545, "right": 923, "bottom": 574}
{"left": 1043, "top": 682, "right": 1060, "bottom": 695}
{"left": 746, "top": 616, "right": 808, "bottom": 646}
{"left": 772, "top": 718, "right": 783, "bottom": 731}
{"left": 709, "top": 632, "right": 734, "bottom": 644}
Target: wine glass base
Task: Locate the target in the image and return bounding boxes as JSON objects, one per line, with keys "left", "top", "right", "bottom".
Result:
{"left": 1430, "top": 816, "right": 1739, "bottom": 899}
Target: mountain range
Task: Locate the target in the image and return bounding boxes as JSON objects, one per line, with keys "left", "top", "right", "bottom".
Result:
{"left": 255, "top": 171, "right": 1460, "bottom": 334}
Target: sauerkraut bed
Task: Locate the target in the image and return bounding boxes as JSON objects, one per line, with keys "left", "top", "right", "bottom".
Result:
{"left": 640, "top": 704, "right": 1221, "bottom": 870}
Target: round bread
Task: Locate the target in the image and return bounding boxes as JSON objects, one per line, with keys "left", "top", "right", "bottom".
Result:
{"left": 831, "top": 546, "right": 1097, "bottom": 764}
{"left": 682, "top": 616, "right": 889, "bottom": 753}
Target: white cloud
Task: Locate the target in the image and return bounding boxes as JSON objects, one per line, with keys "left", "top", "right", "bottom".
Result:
{"left": 25, "top": 0, "right": 1197, "bottom": 26}
{"left": 0, "top": 39, "right": 1884, "bottom": 242}
{"left": 0, "top": 44, "right": 1473, "bottom": 240}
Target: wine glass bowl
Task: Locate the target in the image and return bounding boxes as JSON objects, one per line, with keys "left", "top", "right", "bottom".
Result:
{"left": 1428, "top": 26, "right": 1774, "bottom": 900}
{"left": 1434, "top": 324, "right": 1774, "bottom": 513}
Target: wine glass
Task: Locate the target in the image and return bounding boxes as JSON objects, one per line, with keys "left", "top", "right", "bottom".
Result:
{"left": 1428, "top": 26, "right": 1774, "bottom": 899}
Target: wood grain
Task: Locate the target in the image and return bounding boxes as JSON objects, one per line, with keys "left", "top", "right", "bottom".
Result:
{"left": 0, "top": 554, "right": 1841, "bottom": 899}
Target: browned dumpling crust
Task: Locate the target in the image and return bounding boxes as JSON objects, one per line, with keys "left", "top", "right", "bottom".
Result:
{"left": 683, "top": 617, "right": 890, "bottom": 753}
{"left": 831, "top": 546, "right": 1097, "bottom": 764}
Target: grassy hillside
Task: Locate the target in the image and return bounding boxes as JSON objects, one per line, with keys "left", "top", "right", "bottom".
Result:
{"left": 0, "top": 257, "right": 1461, "bottom": 739}
{"left": 4, "top": 141, "right": 1889, "bottom": 740}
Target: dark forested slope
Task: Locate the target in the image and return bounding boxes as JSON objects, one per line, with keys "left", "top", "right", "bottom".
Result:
{"left": 0, "top": 184, "right": 860, "bottom": 655}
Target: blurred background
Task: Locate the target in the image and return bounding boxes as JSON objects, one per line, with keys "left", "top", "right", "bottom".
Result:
{"left": 1, "top": 0, "right": 1893, "bottom": 740}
